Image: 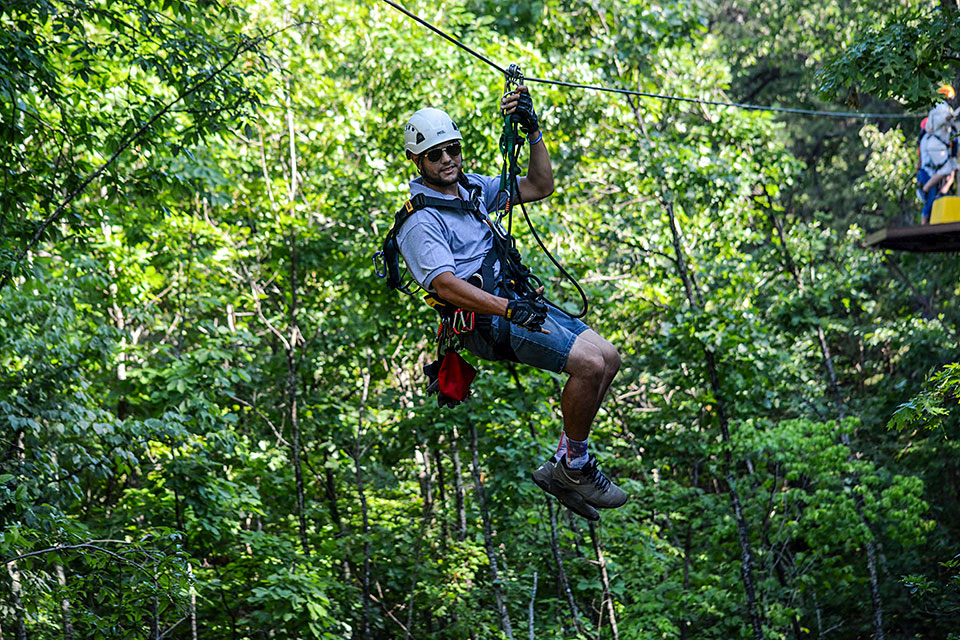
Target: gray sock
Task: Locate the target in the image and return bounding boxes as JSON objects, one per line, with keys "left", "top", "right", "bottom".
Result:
{"left": 554, "top": 432, "right": 567, "bottom": 460}
{"left": 565, "top": 436, "right": 589, "bottom": 469}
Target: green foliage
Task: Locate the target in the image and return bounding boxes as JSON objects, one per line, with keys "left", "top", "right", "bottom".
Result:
{"left": 889, "top": 363, "right": 960, "bottom": 431}
{"left": 3, "top": 0, "right": 960, "bottom": 638}
{"left": 817, "top": 6, "right": 960, "bottom": 109}
{"left": 0, "top": 0, "right": 263, "bottom": 285}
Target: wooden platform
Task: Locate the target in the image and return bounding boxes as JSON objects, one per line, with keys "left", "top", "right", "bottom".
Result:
{"left": 864, "top": 221, "right": 960, "bottom": 252}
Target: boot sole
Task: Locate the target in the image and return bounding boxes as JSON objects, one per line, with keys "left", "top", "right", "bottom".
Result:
{"left": 532, "top": 474, "right": 600, "bottom": 521}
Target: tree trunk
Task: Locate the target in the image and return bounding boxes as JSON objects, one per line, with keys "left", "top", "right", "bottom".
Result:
{"left": 768, "top": 207, "right": 885, "bottom": 640}
{"left": 663, "top": 197, "right": 766, "bottom": 640}
{"left": 403, "top": 500, "right": 431, "bottom": 640}
{"left": 703, "top": 349, "right": 766, "bottom": 640}
{"left": 324, "top": 467, "right": 343, "bottom": 535}
{"left": 588, "top": 522, "right": 619, "bottom": 640}
{"left": 434, "top": 444, "right": 450, "bottom": 548}
{"left": 528, "top": 572, "right": 537, "bottom": 640}
{"left": 55, "top": 564, "right": 74, "bottom": 640}
{"left": 468, "top": 420, "right": 514, "bottom": 639}
{"left": 415, "top": 443, "right": 434, "bottom": 519}
{"left": 547, "top": 500, "right": 588, "bottom": 637}
{"left": 6, "top": 561, "right": 27, "bottom": 640}
{"left": 354, "top": 358, "right": 373, "bottom": 639}
{"left": 679, "top": 461, "right": 700, "bottom": 640}
{"left": 281, "top": 57, "right": 309, "bottom": 557}
{"left": 286, "top": 228, "right": 309, "bottom": 556}
{"left": 602, "top": 25, "right": 766, "bottom": 628}
{"left": 150, "top": 596, "right": 159, "bottom": 640}
{"left": 451, "top": 425, "right": 468, "bottom": 542}
{"left": 189, "top": 563, "right": 199, "bottom": 640}
{"left": 103, "top": 240, "right": 130, "bottom": 420}
{"left": 356, "top": 443, "right": 372, "bottom": 639}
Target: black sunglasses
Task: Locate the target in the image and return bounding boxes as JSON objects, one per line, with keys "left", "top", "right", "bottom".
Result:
{"left": 424, "top": 142, "right": 462, "bottom": 163}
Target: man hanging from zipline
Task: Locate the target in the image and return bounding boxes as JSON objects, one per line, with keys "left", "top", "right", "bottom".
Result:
{"left": 386, "top": 83, "right": 627, "bottom": 519}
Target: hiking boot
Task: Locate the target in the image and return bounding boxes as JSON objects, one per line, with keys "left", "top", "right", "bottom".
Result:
{"left": 551, "top": 455, "right": 628, "bottom": 509}
{"left": 531, "top": 456, "right": 600, "bottom": 521}
{"left": 531, "top": 456, "right": 557, "bottom": 493}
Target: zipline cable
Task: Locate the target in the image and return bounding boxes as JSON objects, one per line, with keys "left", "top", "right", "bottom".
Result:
{"left": 378, "top": 0, "right": 506, "bottom": 75}
{"left": 524, "top": 76, "right": 919, "bottom": 119}
{"left": 377, "top": 0, "right": 921, "bottom": 120}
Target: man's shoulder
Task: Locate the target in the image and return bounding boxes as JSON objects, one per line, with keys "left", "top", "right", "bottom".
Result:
{"left": 398, "top": 207, "right": 445, "bottom": 233}
{"left": 462, "top": 172, "right": 497, "bottom": 184}
{"left": 395, "top": 201, "right": 457, "bottom": 247}
{"left": 463, "top": 173, "right": 499, "bottom": 192}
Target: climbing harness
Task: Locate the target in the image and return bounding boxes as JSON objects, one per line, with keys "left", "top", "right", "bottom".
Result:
{"left": 372, "top": 177, "right": 504, "bottom": 406}
{"left": 920, "top": 131, "right": 957, "bottom": 174}
{"left": 373, "top": 189, "right": 485, "bottom": 295}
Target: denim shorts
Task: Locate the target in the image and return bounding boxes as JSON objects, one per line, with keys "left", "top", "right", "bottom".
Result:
{"left": 460, "top": 305, "right": 589, "bottom": 373}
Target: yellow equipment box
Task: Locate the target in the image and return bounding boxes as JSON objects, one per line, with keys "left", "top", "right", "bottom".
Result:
{"left": 931, "top": 196, "right": 960, "bottom": 224}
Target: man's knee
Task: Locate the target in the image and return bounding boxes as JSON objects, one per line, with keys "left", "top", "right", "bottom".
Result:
{"left": 565, "top": 338, "right": 607, "bottom": 380}
{"left": 586, "top": 331, "right": 621, "bottom": 378}
{"left": 604, "top": 344, "right": 621, "bottom": 378}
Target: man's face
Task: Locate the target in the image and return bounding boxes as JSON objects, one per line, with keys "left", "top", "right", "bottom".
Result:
{"left": 417, "top": 140, "right": 462, "bottom": 187}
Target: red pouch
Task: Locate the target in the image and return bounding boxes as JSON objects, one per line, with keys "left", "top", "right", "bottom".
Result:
{"left": 438, "top": 350, "right": 476, "bottom": 402}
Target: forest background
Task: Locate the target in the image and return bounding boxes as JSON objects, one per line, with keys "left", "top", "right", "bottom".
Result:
{"left": 2, "top": 0, "right": 960, "bottom": 638}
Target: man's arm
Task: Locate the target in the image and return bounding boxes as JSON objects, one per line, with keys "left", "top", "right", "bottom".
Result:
{"left": 432, "top": 271, "right": 508, "bottom": 317}
{"left": 432, "top": 272, "right": 550, "bottom": 332}
{"left": 516, "top": 136, "right": 554, "bottom": 203}
{"left": 501, "top": 86, "right": 554, "bottom": 204}
{"left": 940, "top": 171, "right": 955, "bottom": 194}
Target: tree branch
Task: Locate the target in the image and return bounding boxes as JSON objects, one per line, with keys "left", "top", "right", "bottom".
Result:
{"left": 0, "top": 21, "right": 313, "bottom": 292}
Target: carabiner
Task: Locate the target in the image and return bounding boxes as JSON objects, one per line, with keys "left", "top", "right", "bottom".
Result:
{"left": 452, "top": 309, "right": 476, "bottom": 335}
{"left": 373, "top": 251, "right": 386, "bottom": 278}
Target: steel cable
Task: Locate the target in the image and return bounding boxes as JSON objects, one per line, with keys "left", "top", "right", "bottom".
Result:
{"left": 377, "top": 0, "right": 921, "bottom": 120}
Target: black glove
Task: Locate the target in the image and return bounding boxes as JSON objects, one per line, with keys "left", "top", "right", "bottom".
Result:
{"left": 512, "top": 91, "right": 540, "bottom": 135}
{"left": 505, "top": 297, "right": 548, "bottom": 331}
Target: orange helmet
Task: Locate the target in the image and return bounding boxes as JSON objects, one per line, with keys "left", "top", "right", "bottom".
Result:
{"left": 937, "top": 84, "right": 955, "bottom": 100}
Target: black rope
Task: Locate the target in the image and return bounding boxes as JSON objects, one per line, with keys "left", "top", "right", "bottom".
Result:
{"left": 494, "top": 92, "right": 588, "bottom": 317}
{"left": 377, "top": 0, "right": 921, "bottom": 120}
{"left": 512, "top": 172, "right": 589, "bottom": 319}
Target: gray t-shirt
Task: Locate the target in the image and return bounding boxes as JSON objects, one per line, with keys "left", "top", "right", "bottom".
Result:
{"left": 920, "top": 132, "right": 958, "bottom": 177}
{"left": 396, "top": 173, "right": 505, "bottom": 291}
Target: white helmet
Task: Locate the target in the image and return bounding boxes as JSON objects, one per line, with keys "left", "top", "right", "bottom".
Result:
{"left": 927, "top": 102, "right": 953, "bottom": 136}
{"left": 404, "top": 108, "right": 462, "bottom": 154}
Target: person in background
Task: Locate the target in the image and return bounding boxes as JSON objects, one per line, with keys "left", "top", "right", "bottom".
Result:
{"left": 916, "top": 116, "right": 929, "bottom": 203}
{"left": 918, "top": 86, "right": 958, "bottom": 224}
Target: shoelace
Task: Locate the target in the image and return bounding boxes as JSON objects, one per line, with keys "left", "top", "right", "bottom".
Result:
{"left": 581, "top": 459, "right": 612, "bottom": 492}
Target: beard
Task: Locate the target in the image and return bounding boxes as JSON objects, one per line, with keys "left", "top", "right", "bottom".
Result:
{"left": 422, "top": 162, "right": 463, "bottom": 189}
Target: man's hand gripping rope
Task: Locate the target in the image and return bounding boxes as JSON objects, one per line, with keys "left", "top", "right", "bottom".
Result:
{"left": 505, "top": 294, "right": 548, "bottom": 332}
